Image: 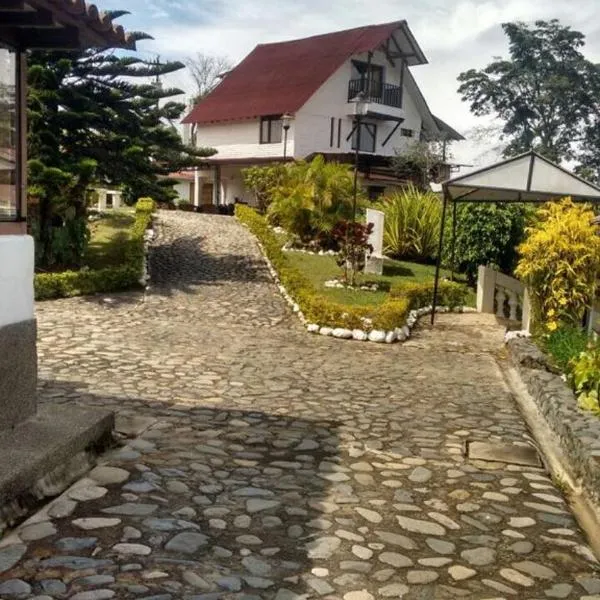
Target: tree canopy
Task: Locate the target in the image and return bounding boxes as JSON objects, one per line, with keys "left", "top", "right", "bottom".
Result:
{"left": 457, "top": 20, "right": 600, "bottom": 166}
{"left": 27, "top": 19, "right": 216, "bottom": 268}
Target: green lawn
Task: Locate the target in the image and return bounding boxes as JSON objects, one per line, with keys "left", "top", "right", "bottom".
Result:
{"left": 84, "top": 210, "right": 135, "bottom": 270}
{"left": 286, "top": 252, "right": 474, "bottom": 306}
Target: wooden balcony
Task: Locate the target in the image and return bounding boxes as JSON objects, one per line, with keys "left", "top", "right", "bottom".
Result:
{"left": 348, "top": 79, "right": 403, "bottom": 109}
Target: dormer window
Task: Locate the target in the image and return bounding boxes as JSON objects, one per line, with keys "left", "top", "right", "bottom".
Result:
{"left": 260, "top": 115, "right": 283, "bottom": 144}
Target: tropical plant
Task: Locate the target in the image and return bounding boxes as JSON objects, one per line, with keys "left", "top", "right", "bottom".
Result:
{"left": 267, "top": 155, "right": 358, "bottom": 244}
{"left": 375, "top": 184, "right": 441, "bottom": 263}
{"left": 515, "top": 198, "right": 600, "bottom": 331}
{"left": 242, "top": 163, "right": 289, "bottom": 213}
{"left": 331, "top": 221, "right": 374, "bottom": 286}
{"left": 449, "top": 203, "right": 529, "bottom": 284}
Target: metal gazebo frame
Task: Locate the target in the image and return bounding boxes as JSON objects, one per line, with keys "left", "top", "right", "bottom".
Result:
{"left": 431, "top": 150, "right": 600, "bottom": 324}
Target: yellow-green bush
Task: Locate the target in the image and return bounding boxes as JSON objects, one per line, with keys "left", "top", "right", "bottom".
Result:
{"left": 390, "top": 280, "right": 468, "bottom": 310}
{"left": 35, "top": 197, "right": 155, "bottom": 300}
{"left": 515, "top": 198, "right": 600, "bottom": 332}
{"left": 237, "top": 204, "right": 414, "bottom": 331}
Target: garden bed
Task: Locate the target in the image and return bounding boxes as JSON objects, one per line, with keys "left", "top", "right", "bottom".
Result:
{"left": 507, "top": 336, "right": 600, "bottom": 503}
{"left": 236, "top": 204, "right": 472, "bottom": 343}
{"left": 34, "top": 199, "right": 155, "bottom": 301}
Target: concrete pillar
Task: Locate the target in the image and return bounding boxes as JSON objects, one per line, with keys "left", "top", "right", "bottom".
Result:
{"left": 476, "top": 265, "right": 496, "bottom": 314}
{"left": 213, "top": 166, "right": 221, "bottom": 205}
{"left": 0, "top": 235, "right": 37, "bottom": 431}
{"left": 522, "top": 287, "right": 532, "bottom": 332}
{"left": 194, "top": 169, "right": 200, "bottom": 207}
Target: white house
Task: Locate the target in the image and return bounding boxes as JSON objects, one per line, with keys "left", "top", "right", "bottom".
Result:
{"left": 91, "top": 187, "right": 123, "bottom": 210}
{"left": 182, "top": 21, "right": 463, "bottom": 207}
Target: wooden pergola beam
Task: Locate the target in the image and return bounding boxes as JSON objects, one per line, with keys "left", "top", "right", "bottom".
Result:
{"left": 0, "top": 8, "right": 55, "bottom": 27}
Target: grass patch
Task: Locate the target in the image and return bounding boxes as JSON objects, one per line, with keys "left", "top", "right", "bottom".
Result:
{"left": 85, "top": 210, "right": 135, "bottom": 270}
{"left": 286, "top": 252, "right": 474, "bottom": 307}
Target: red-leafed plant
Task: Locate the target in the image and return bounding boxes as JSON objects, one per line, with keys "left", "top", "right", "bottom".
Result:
{"left": 331, "top": 220, "right": 374, "bottom": 286}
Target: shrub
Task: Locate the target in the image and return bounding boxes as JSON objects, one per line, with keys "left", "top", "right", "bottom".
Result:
{"left": 331, "top": 220, "right": 374, "bottom": 286}
{"left": 236, "top": 204, "right": 411, "bottom": 331}
{"left": 177, "top": 201, "right": 196, "bottom": 212}
{"left": 376, "top": 184, "right": 441, "bottom": 262}
{"left": 242, "top": 163, "right": 289, "bottom": 213}
{"left": 541, "top": 325, "right": 590, "bottom": 373}
{"left": 570, "top": 343, "right": 600, "bottom": 412}
{"left": 266, "top": 155, "right": 360, "bottom": 244}
{"left": 35, "top": 197, "right": 155, "bottom": 300}
{"left": 448, "top": 203, "right": 529, "bottom": 284}
{"left": 515, "top": 199, "right": 600, "bottom": 332}
{"left": 390, "top": 280, "right": 469, "bottom": 310}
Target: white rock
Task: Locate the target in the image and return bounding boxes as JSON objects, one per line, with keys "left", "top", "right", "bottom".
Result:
{"left": 292, "top": 304, "right": 300, "bottom": 313}
{"left": 307, "top": 324, "right": 320, "bottom": 333}
{"left": 385, "top": 331, "right": 397, "bottom": 344}
{"left": 352, "top": 329, "right": 368, "bottom": 341}
{"left": 401, "top": 325, "right": 411, "bottom": 338}
{"left": 395, "top": 328, "right": 407, "bottom": 342}
{"left": 333, "top": 328, "right": 353, "bottom": 339}
{"left": 368, "top": 330, "right": 387, "bottom": 343}
{"left": 319, "top": 327, "right": 333, "bottom": 336}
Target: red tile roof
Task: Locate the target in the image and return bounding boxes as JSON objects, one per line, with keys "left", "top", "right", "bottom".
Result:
{"left": 183, "top": 21, "right": 425, "bottom": 125}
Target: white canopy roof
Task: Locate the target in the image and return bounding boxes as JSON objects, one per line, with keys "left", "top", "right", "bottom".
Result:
{"left": 443, "top": 151, "right": 600, "bottom": 202}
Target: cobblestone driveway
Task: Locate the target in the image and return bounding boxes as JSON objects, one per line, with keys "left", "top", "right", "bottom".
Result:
{"left": 2, "top": 212, "right": 600, "bottom": 599}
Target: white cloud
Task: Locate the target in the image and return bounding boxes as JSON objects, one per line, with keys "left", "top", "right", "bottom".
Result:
{"left": 127, "top": 0, "right": 600, "bottom": 168}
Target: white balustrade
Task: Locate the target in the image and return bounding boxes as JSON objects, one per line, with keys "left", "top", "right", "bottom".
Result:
{"left": 477, "top": 265, "right": 531, "bottom": 330}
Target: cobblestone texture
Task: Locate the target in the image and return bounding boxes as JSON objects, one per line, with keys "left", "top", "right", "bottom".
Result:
{"left": 2, "top": 211, "right": 600, "bottom": 599}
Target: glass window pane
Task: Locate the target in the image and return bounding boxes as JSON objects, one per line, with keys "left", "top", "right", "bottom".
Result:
{"left": 260, "top": 118, "right": 269, "bottom": 143}
{"left": 352, "top": 123, "right": 376, "bottom": 153}
{"left": 0, "top": 48, "right": 17, "bottom": 220}
{"left": 270, "top": 118, "right": 282, "bottom": 143}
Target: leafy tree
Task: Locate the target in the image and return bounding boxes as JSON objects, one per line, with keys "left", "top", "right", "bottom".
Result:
{"left": 392, "top": 140, "right": 449, "bottom": 189}
{"left": 458, "top": 20, "right": 599, "bottom": 162}
{"left": 447, "top": 203, "right": 530, "bottom": 284}
{"left": 241, "top": 163, "right": 288, "bottom": 212}
{"left": 27, "top": 15, "right": 215, "bottom": 269}
{"left": 185, "top": 53, "right": 233, "bottom": 103}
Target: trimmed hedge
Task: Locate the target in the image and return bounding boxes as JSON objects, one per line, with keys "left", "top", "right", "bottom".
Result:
{"left": 390, "top": 280, "right": 468, "bottom": 311}
{"left": 236, "top": 204, "right": 410, "bottom": 331}
{"left": 35, "top": 197, "right": 155, "bottom": 300}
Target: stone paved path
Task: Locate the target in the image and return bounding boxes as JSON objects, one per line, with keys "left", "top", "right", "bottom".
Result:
{"left": 2, "top": 211, "right": 600, "bottom": 599}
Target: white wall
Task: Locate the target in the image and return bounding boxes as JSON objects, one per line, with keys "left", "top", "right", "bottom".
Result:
{"left": 294, "top": 51, "right": 423, "bottom": 158}
{"left": 0, "top": 235, "right": 34, "bottom": 328}
{"left": 195, "top": 120, "right": 295, "bottom": 161}
{"left": 174, "top": 182, "right": 192, "bottom": 203}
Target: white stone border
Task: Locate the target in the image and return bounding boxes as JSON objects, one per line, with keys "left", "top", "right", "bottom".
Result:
{"left": 249, "top": 229, "right": 475, "bottom": 344}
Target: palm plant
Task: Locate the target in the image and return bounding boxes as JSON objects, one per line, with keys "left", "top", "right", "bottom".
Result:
{"left": 376, "top": 184, "right": 442, "bottom": 262}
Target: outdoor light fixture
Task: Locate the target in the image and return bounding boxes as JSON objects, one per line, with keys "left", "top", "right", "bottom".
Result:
{"left": 349, "top": 92, "right": 368, "bottom": 224}
{"left": 282, "top": 113, "right": 293, "bottom": 160}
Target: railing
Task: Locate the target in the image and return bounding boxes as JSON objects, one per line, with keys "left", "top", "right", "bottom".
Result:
{"left": 477, "top": 265, "right": 532, "bottom": 330}
{"left": 347, "top": 79, "right": 403, "bottom": 109}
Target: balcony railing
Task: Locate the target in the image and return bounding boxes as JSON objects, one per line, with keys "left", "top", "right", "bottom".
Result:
{"left": 348, "top": 79, "right": 403, "bottom": 109}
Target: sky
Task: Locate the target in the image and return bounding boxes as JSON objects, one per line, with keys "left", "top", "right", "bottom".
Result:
{"left": 115, "top": 0, "right": 600, "bottom": 169}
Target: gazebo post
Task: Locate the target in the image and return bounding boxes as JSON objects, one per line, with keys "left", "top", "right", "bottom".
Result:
{"left": 431, "top": 186, "right": 449, "bottom": 325}
{"left": 451, "top": 200, "right": 457, "bottom": 282}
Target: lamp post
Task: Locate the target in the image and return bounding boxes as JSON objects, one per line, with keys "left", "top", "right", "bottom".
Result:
{"left": 350, "top": 92, "right": 368, "bottom": 224}
{"left": 282, "top": 113, "right": 293, "bottom": 160}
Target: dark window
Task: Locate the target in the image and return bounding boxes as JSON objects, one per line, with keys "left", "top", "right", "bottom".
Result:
{"left": 260, "top": 116, "right": 283, "bottom": 144}
{"left": 337, "top": 119, "right": 342, "bottom": 148}
{"left": 351, "top": 122, "right": 377, "bottom": 153}
{"left": 105, "top": 193, "right": 114, "bottom": 208}
{"left": 351, "top": 60, "right": 383, "bottom": 97}
{"left": 401, "top": 128, "right": 414, "bottom": 138}
{"left": 329, "top": 117, "right": 335, "bottom": 147}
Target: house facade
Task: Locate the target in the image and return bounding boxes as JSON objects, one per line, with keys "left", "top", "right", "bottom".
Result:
{"left": 182, "top": 21, "right": 463, "bottom": 207}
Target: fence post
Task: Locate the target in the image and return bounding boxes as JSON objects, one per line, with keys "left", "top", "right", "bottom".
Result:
{"left": 522, "top": 287, "right": 532, "bottom": 332}
{"left": 476, "top": 265, "right": 496, "bottom": 314}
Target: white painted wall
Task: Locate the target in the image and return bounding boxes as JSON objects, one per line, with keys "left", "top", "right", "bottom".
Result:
{"left": 174, "top": 182, "right": 192, "bottom": 203}
{"left": 0, "top": 235, "right": 34, "bottom": 328}
{"left": 194, "top": 120, "right": 295, "bottom": 161}
{"left": 294, "top": 51, "right": 423, "bottom": 159}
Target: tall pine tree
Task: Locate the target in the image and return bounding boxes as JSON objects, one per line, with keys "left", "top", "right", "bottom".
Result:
{"left": 27, "top": 14, "right": 214, "bottom": 269}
